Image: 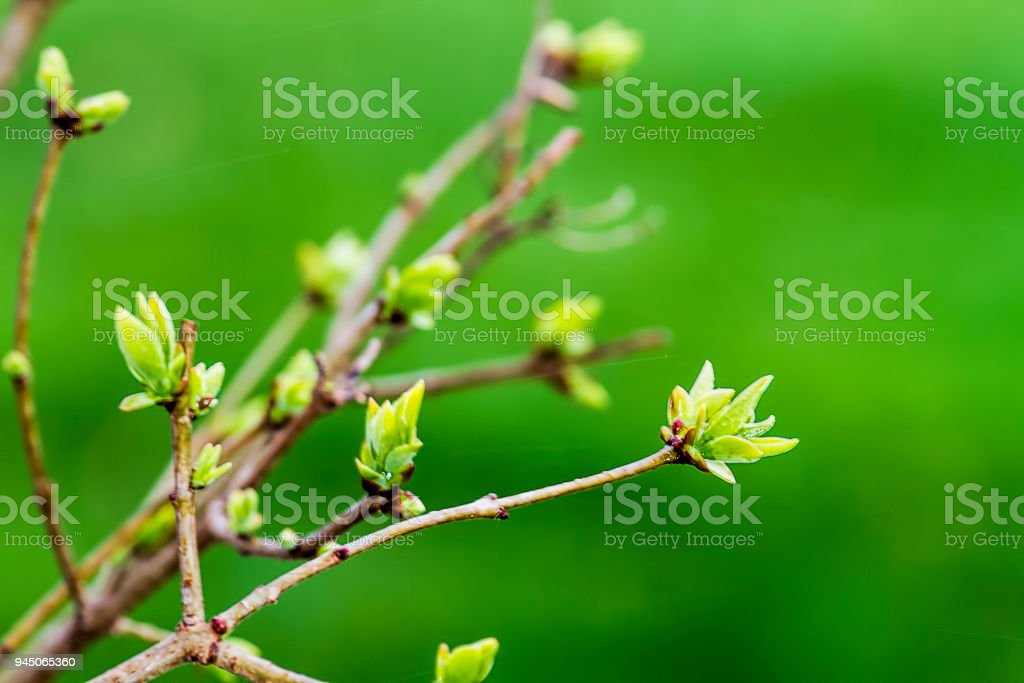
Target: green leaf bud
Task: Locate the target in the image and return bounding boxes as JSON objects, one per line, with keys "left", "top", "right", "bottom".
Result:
{"left": 382, "top": 255, "right": 460, "bottom": 329}
{"left": 76, "top": 90, "right": 131, "bottom": 132}
{"left": 2, "top": 349, "right": 31, "bottom": 379}
{"left": 227, "top": 489, "right": 263, "bottom": 536}
{"left": 192, "top": 443, "right": 232, "bottom": 489}
{"left": 270, "top": 350, "right": 319, "bottom": 424}
{"left": 356, "top": 380, "right": 425, "bottom": 491}
{"left": 296, "top": 231, "right": 366, "bottom": 306}
{"left": 435, "top": 638, "right": 500, "bottom": 683}
{"left": 576, "top": 20, "right": 643, "bottom": 82}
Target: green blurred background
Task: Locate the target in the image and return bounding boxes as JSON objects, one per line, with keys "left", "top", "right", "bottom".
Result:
{"left": 1, "top": 0, "right": 1023, "bottom": 680}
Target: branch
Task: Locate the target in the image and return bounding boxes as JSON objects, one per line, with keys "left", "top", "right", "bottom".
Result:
{"left": 8, "top": 135, "right": 84, "bottom": 612}
{"left": 214, "top": 641, "right": 326, "bottom": 683}
{"left": 86, "top": 635, "right": 186, "bottom": 683}
{"left": 495, "top": 0, "right": 550, "bottom": 189}
{"left": 365, "top": 329, "right": 668, "bottom": 400}
{"left": 213, "top": 446, "right": 678, "bottom": 632}
{"left": 427, "top": 127, "right": 581, "bottom": 257}
{"left": 0, "top": 0, "right": 57, "bottom": 90}
{"left": 326, "top": 108, "right": 507, "bottom": 360}
{"left": 111, "top": 619, "right": 172, "bottom": 645}
{"left": 170, "top": 321, "right": 204, "bottom": 628}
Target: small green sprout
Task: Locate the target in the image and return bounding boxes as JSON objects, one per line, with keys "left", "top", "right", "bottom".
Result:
{"left": 576, "top": 20, "right": 643, "bottom": 82}
{"left": 115, "top": 292, "right": 185, "bottom": 411}
{"left": 296, "top": 231, "right": 366, "bottom": 305}
{"left": 188, "top": 362, "right": 225, "bottom": 417}
{"left": 538, "top": 19, "right": 577, "bottom": 62}
{"left": 434, "top": 638, "right": 500, "bottom": 683}
{"left": 534, "top": 296, "right": 608, "bottom": 409}
{"left": 534, "top": 295, "right": 602, "bottom": 357}
{"left": 270, "top": 349, "right": 320, "bottom": 424}
{"left": 382, "top": 254, "right": 461, "bottom": 329}
{"left": 394, "top": 489, "right": 426, "bottom": 519}
{"left": 226, "top": 489, "right": 263, "bottom": 536}
{"left": 660, "top": 361, "right": 799, "bottom": 484}
{"left": 191, "top": 444, "right": 232, "bottom": 489}
{"left": 355, "top": 380, "right": 425, "bottom": 492}
{"left": 37, "top": 46, "right": 129, "bottom": 133}
{"left": 2, "top": 349, "right": 31, "bottom": 379}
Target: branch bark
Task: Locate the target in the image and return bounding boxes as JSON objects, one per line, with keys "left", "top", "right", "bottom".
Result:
{"left": 213, "top": 447, "right": 679, "bottom": 632}
{"left": 170, "top": 321, "right": 204, "bottom": 628}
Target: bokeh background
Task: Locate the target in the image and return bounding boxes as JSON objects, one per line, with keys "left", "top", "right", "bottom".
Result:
{"left": 1, "top": 0, "right": 1023, "bottom": 680}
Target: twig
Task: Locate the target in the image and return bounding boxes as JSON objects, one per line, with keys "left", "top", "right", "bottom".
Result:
{"left": 213, "top": 446, "right": 678, "bottom": 632}
{"left": 326, "top": 110, "right": 507, "bottom": 360}
{"left": 495, "top": 0, "right": 550, "bottom": 190}
{"left": 427, "top": 127, "right": 582, "bottom": 257}
{"left": 8, "top": 135, "right": 84, "bottom": 613}
{"left": 111, "top": 619, "right": 172, "bottom": 645}
{"left": 0, "top": 0, "right": 57, "bottom": 90}
{"left": 170, "top": 321, "right": 204, "bottom": 628}
{"left": 365, "top": 329, "right": 668, "bottom": 399}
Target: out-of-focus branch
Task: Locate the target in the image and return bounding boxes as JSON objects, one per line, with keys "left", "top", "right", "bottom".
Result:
{"left": 427, "top": 127, "right": 582, "bottom": 257}
{"left": 365, "top": 328, "right": 668, "bottom": 400}
{"left": 0, "top": 0, "right": 57, "bottom": 90}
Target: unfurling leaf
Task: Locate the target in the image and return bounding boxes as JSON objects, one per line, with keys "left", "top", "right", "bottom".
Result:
{"left": 296, "top": 231, "right": 365, "bottom": 305}
{"left": 435, "top": 638, "right": 500, "bottom": 683}
{"left": 270, "top": 350, "right": 319, "bottom": 423}
{"left": 660, "top": 361, "right": 797, "bottom": 484}
{"left": 192, "top": 443, "right": 232, "bottom": 489}
{"left": 356, "top": 380, "right": 425, "bottom": 491}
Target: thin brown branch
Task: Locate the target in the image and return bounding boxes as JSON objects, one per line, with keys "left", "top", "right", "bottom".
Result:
{"left": 170, "top": 321, "right": 204, "bottom": 628}
{"left": 0, "top": 0, "right": 57, "bottom": 90}
{"left": 427, "top": 127, "right": 582, "bottom": 257}
{"left": 365, "top": 328, "right": 668, "bottom": 400}
{"left": 213, "top": 446, "right": 678, "bottom": 632}
{"left": 214, "top": 640, "right": 326, "bottom": 683}
{"left": 326, "top": 110, "right": 507, "bottom": 360}
{"left": 86, "top": 635, "right": 186, "bottom": 683}
{"left": 111, "top": 619, "right": 172, "bottom": 645}
{"left": 495, "top": 0, "right": 551, "bottom": 190}
{"left": 8, "top": 135, "right": 84, "bottom": 615}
